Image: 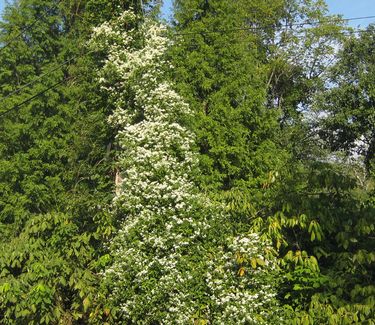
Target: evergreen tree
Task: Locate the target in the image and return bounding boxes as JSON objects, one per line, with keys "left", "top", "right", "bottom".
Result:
{"left": 171, "top": 0, "right": 286, "bottom": 194}
{"left": 0, "top": 0, "right": 113, "bottom": 322}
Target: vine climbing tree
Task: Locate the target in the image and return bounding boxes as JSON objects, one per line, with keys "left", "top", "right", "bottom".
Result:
{"left": 91, "top": 11, "right": 283, "bottom": 324}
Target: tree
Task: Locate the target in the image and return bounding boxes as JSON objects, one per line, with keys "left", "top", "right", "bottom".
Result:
{"left": 170, "top": 0, "right": 286, "bottom": 194}
{"left": 0, "top": 0, "right": 114, "bottom": 322}
{"left": 92, "top": 11, "right": 283, "bottom": 324}
{"left": 318, "top": 24, "right": 375, "bottom": 173}
{"left": 0, "top": 0, "right": 165, "bottom": 322}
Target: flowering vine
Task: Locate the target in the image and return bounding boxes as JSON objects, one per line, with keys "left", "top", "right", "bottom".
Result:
{"left": 91, "top": 11, "right": 283, "bottom": 324}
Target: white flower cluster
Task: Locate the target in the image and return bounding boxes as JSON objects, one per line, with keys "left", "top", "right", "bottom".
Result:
{"left": 92, "top": 11, "right": 282, "bottom": 324}
{"left": 205, "top": 234, "right": 281, "bottom": 324}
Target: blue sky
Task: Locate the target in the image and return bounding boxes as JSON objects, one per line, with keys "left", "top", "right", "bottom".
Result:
{"left": 0, "top": 0, "right": 374, "bottom": 26}
{"left": 327, "top": 0, "right": 375, "bottom": 27}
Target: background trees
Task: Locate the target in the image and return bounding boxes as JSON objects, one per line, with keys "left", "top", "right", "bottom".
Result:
{"left": 318, "top": 24, "right": 375, "bottom": 173}
{"left": 169, "top": 1, "right": 374, "bottom": 323}
{"left": 0, "top": 0, "right": 114, "bottom": 322}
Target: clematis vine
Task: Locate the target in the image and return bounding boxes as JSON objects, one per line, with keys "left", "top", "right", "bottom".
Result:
{"left": 91, "top": 11, "right": 283, "bottom": 324}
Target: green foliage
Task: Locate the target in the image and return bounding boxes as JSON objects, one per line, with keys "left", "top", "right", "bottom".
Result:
{"left": 0, "top": 0, "right": 115, "bottom": 323}
{"left": 170, "top": 1, "right": 375, "bottom": 323}
{"left": 0, "top": 0, "right": 373, "bottom": 323}
{"left": 0, "top": 213, "right": 98, "bottom": 324}
{"left": 269, "top": 158, "right": 375, "bottom": 322}
{"left": 171, "top": 0, "right": 285, "bottom": 192}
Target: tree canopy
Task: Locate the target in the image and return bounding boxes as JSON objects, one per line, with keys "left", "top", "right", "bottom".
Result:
{"left": 0, "top": 0, "right": 374, "bottom": 324}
